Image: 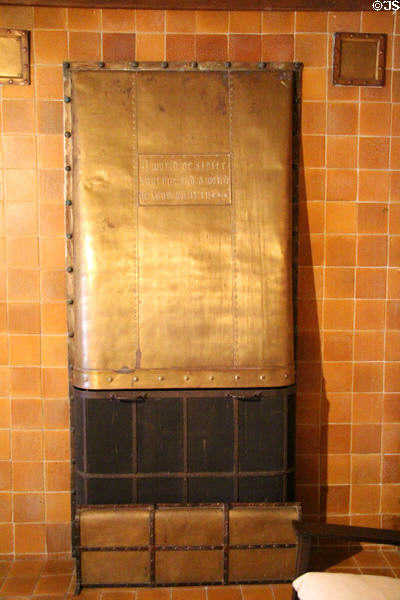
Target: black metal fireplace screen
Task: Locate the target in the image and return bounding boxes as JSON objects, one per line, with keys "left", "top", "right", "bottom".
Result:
{"left": 71, "top": 386, "right": 296, "bottom": 509}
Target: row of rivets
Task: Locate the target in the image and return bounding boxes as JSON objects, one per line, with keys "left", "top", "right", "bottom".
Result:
{"left": 78, "top": 373, "right": 289, "bottom": 385}
{"left": 63, "top": 62, "right": 302, "bottom": 75}
{"left": 64, "top": 99, "right": 74, "bottom": 323}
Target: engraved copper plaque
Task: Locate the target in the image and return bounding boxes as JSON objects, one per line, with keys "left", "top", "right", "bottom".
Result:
{"left": 66, "top": 63, "right": 296, "bottom": 390}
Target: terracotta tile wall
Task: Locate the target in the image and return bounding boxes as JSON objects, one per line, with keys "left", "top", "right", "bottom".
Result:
{"left": 0, "top": 7, "right": 398, "bottom": 556}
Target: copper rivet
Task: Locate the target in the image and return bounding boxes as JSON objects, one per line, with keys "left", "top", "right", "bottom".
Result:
{"left": 66, "top": 266, "right": 73, "bottom": 273}
{"left": 133, "top": 376, "right": 138, "bottom": 382}
{"left": 66, "top": 233, "right": 72, "bottom": 239}
{"left": 23, "top": 47, "right": 28, "bottom": 52}
{"left": 107, "top": 376, "right": 113, "bottom": 382}
{"left": 209, "top": 375, "right": 214, "bottom": 381}
{"left": 83, "top": 376, "right": 88, "bottom": 382}
{"left": 68, "top": 332, "right": 74, "bottom": 338}
{"left": 65, "top": 131, "right": 71, "bottom": 138}
{"left": 191, "top": 61, "right": 198, "bottom": 68}
{"left": 284, "top": 373, "right": 288, "bottom": 378}
{"left": 66, "top": 200, "right": 72, "bottom": 206}
{"left": 8, "top": 80, "right": 13, "bottom": 84}
{"left": 64, "top": 96, "right": 71, "bottom": 103}
{"left": 260, "top": 375, "right": 266, "bottom": 380}
{"left": 158, "top": 375, "right": 164, "bottom": 381}
{"left": 67, "top": 299, "right": 74, "bottom": 305}
{"left": 23, "top": 79, "right": 28, "bottom": 84}
{"left": 184, "top": 375, "right": 189, "bottom": 380}
{"left": 65, "top": 165, "right": 71, "bottom": 172}
{"left": 234, "top": 375, "right": 240, "bottom": 380}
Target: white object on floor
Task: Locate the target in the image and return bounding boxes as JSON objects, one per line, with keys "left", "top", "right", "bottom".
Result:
{"left": 293, "top": 572, "right": 400, "bottom": 600}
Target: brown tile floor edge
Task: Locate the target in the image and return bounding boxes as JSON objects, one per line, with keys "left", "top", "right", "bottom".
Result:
{"left": 0, "top": 551, "right": 399, "bottom": 599}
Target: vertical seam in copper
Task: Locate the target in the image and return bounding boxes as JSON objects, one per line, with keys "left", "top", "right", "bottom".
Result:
{"left": 133, "top": 70, "right": 140, "bottom": 372}
{"left": 229, "top": 69, "right": 238, "bottom": 369}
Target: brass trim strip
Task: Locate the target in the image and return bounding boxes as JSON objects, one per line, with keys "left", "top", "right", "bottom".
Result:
{"left": 65, "top": 61, "right": 302, "bottom": 73}
{"left": 73, "top": 365, "right": 295, "bottom": 390}
{"left": 79, "top": 544, "right": 296, "bottom": 551}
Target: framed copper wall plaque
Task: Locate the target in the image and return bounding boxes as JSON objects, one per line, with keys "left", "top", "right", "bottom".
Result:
{"left": 0, "top": 29, "right": 30, "bottom": 85}
{"left": 333, "top": 32, "right": 386, "bottom": 86}
{"left": 65, "top": 62, "right": 299, "bottom": 390}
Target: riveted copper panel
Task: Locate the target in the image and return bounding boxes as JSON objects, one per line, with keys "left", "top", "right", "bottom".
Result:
{"left": 138, "top": 205, "right": 234, "bottom": 370}
{"left": 0, "top": 29, "right": 30, "bottom": 85}
{"left": 155, "top": 507, "right": 224, "bottom": 546}
{"left": 76, "top": 503, "right": 300, "bottom": 589}
{"left": 82, "top": 551, "right": 150, "bottom": 584}
{"left": 333, "top": 33, "right": 386, "bottom": 86}
{"left": 136, "top": 70, "right": 230, "bottom": 155}
{"left": 229, "top": 505, "right": 299, "bottom": 545}
{"left": 71, "top": 70, "right": 138, "bottom": 374}
{"left": 68, "top": 63, "right": 296, "bottom": 389}
{"left": 229, "top": 548, "right": 296, "bottom": 581}
{"left": 156, "top": 550, "right": 224, "bottom": 583}
{"left": 80, "top": 507, "right": 150, "bottom": 547}
{"left": 230, "top": 71, "right": 293, "bottom": 369}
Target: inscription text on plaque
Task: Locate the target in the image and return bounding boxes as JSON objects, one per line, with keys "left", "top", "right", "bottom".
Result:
{"left": 139, "top": 154, "right": 231, "bottom": 205}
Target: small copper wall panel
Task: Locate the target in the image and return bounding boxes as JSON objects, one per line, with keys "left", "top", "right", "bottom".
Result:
{"left": 333, "top": 33, "right": 386, "bottom": 86}
{"left": 0, "top": 29, "right": 30, "bottom": 85}
{"left": 66, "top": 63, "right": 296, "bottom": 390}
{"left": 76, "top": 503, "right": 301, "bottom": 589}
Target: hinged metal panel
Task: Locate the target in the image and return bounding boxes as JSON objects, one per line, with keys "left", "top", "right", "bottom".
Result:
{"left": 65, "top": 62, "right": 299, "bottom": 390}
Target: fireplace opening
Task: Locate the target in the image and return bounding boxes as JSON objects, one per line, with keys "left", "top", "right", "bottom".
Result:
{"left": 72, "top": 387, "right": 296, "bottom": 507}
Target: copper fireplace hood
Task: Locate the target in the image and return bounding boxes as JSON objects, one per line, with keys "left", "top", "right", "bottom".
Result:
{"left": 65, "top": 62, "right": 299, "bottom": 391}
